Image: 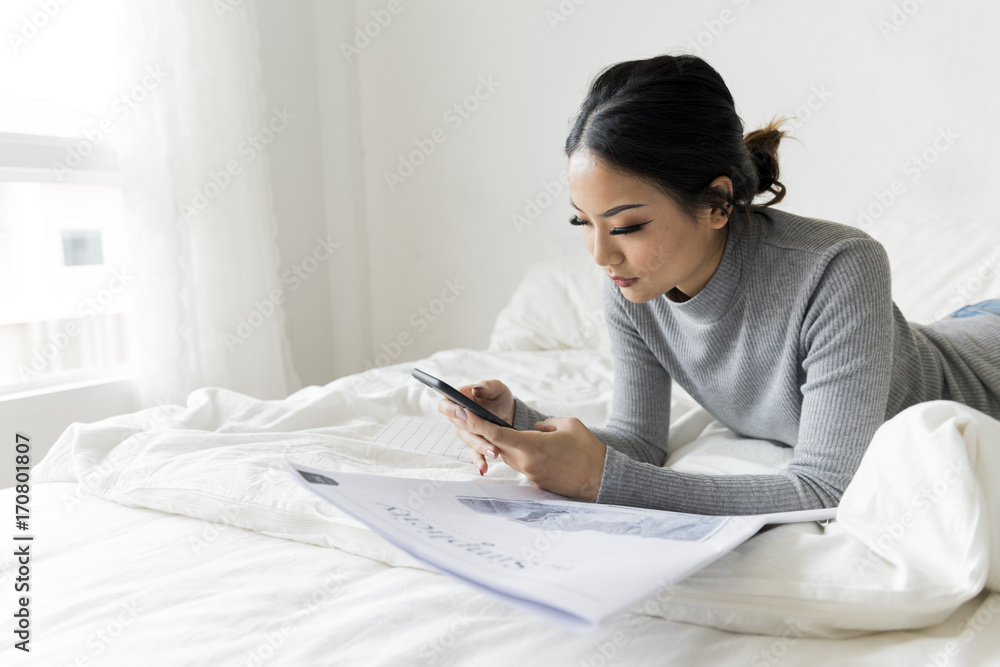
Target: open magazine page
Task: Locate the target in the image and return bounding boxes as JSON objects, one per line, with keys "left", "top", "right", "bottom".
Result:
{"left": 285, "top": 462, "right": 836, "bottom": 633}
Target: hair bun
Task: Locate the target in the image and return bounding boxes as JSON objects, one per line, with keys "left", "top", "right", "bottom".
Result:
{"left": 744, "top": 117, "right": 789, "bottom": 206}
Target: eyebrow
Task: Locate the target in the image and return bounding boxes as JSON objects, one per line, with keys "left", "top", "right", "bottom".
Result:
{"left": 569, "top": 200, "right": 647, "bottom": 218}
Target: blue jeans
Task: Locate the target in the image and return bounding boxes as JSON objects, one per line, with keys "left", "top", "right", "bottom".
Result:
{"left": 950, "top": 299, "right": 1000, "bottom": 318}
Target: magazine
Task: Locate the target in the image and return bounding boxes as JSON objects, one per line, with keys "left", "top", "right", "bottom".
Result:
{"left": 285, "top": 462, "right": 836, "bottom": 633}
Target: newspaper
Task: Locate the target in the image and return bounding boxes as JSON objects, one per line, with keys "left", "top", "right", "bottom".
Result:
{"left": 285, "top": 462, "right": 836, "bottom": 633}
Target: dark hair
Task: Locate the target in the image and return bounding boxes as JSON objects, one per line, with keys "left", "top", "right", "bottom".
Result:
{"left": 565, "top": 53, "right": 788, "bottom": 224}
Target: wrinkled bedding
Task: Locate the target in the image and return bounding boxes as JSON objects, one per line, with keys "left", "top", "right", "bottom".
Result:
{"left": 4, "top": 344, "right": 1000, "bottom": 664}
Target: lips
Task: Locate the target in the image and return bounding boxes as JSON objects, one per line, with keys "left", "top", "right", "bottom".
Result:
{"left": 609, "top": 275, "right": 638, "bottom": 287}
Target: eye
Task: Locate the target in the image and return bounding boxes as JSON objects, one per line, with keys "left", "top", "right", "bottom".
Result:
{"left": 568, "top": 216, "right": 652, "bottom": 235}
{"left": 610, "top": 221, "right": 651, "bottom": 236}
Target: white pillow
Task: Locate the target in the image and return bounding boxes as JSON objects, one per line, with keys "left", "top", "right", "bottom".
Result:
{"left": 863, "top": 216, "right": 1000, "bottom": 324}
{"left": 487, "top": 255, "right": 611, "bottom": 354}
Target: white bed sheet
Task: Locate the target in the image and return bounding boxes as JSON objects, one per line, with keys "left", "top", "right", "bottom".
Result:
{"left": 3, "top": 481, "right": 999, "bottom": 667}
{"left": 4, "top": 344, "right": 1000, "bottom": 665}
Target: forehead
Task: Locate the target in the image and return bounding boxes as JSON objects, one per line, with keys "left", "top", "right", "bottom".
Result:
{"left": 567, "top": 149, "right": 657, "bottom": 209}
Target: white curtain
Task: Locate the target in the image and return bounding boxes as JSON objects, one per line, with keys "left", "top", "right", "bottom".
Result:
{"left": 114, "top": 0, "right": 301, "bottom": 408}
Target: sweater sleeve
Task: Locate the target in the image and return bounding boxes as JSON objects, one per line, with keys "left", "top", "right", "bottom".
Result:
{"left": 511, "top": 276, "right": 674, "bottom": 495}
{"left": 585, "top": 238, "right": 896, "bottom": 514}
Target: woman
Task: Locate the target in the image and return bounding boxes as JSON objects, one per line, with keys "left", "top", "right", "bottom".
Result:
{"left": 438, "top": 53, "right": 1000, "bottom": 515}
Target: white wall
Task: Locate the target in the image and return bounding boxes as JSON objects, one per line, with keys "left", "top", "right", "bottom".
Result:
{"left": 317, "top": 0, "right": 1000, "bottom": 376}
{"left": 272, "top": 0, "right": 1000, "bottom": 384}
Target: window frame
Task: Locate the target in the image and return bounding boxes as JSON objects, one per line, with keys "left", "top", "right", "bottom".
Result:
{"left": 0, "top": 130, "right": 132, "bottom": 399}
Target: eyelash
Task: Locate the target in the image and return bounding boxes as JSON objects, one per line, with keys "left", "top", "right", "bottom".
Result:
{"left": 568, "top": 216, "right": 651, "bottom": 235}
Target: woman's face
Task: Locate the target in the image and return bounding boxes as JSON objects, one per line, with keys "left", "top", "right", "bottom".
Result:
{"left": 566, "top": 148, "right": 730, "bottom": 304}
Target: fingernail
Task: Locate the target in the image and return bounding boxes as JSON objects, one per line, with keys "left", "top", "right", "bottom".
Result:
{"left": 474, "top": 384, "right": 485, "bottom": 392}
{"left": 456, "top": 407, "right": 468, "bottom": 420}
{"left": 487, "top": 449, "right": 497, "bottom": 459}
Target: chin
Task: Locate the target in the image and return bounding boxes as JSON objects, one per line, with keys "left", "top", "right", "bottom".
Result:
{"left": 619, "top": 287, "right": 657, "bottom": 304}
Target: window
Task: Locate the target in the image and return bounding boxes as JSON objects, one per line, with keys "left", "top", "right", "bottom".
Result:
{"left": 0, "top": 0, "right": 129, "bottom": 393}
{"left": 62, "top": 229, "right": 105, "bottom": 266}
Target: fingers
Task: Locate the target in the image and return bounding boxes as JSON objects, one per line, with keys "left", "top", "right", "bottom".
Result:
{"left": 460, "top": 429, "right": 499, "bottom": 476}
{"left": 442, "top": 395, "right": 538, "bottom": 451}
{"left": 470, "top": 381, "right": 492, "bottom": 400}
{"left": 455, "top": 404, "right": 507, "bottom": 447}
{"left": 459, "top": 427, "right": 499, "bottom": 460}
{"left": 439, "top": 402, "right": 498, "bottom": 475}
{"left": 468, "top": 379, "right": 506, "bottom": 401}
{"left": 437, "top": 396, "right": 464, "bottom": 419}
{"left": 531, "top": 418, "right": 556, "bottom": 432}
{"left": 471, "top": 448, "right": 488, "bottom": 476}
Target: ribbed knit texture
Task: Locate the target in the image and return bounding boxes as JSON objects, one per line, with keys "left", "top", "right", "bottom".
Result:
{"left": 512, "top": 206, "right": 1000, "bottom": 515}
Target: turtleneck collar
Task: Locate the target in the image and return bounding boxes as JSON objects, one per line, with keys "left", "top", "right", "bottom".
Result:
{"left": 660, "top": 206, "right": 755, "bottom": 325}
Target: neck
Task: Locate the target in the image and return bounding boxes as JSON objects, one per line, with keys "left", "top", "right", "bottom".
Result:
{"left": 673, "top": 224, "right": 729, "bottom": 299}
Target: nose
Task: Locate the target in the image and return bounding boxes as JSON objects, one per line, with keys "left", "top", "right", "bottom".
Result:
{"left": 589, "top": 229, "right": 623, "bottom": 268}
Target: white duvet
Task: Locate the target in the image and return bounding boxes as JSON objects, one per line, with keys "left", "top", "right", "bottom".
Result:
{"left": 7, "top": 342, "right": 999, "bottom": 663}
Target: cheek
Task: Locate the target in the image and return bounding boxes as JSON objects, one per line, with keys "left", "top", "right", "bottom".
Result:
{"left": 636, "top": 240, "right": 675, "bottom": 275}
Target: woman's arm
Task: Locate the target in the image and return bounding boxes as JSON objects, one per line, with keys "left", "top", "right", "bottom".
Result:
{"left": 512, "top": 275, "right": 674, "bottom": 475}
{"left": 517, "top": 239, "right": 896, "bottom": 515}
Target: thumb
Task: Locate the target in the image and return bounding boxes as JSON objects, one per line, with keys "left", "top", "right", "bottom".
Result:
{"left": 472, "top": 380, "right": 500, "bottom": 400}
{"left": 532, "top": 419, "right": 557, "bottom": 432}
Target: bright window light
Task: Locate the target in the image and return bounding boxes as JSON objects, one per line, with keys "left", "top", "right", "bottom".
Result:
{"left": 0, "top": 0, "right": 130, "bottom": 392}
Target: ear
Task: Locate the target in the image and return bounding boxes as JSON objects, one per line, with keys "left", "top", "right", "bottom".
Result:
{"left": 707, "top": 176, "right": 734, "bottom": 228}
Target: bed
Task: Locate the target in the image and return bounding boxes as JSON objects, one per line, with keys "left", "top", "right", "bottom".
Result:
{"left": 4, "top": 214, "right": 1000, "bottom": 666}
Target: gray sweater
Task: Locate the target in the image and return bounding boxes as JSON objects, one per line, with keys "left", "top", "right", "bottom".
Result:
{"left": 511, "top": 206, "right": 1000, "bottom": 515}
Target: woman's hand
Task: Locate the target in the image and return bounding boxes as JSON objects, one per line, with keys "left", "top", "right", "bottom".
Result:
{"left": 437, "top": 379, "right": 514, "bottom": 476}
{"left": 442, "top": 391, "right": 607, "bottom": 502}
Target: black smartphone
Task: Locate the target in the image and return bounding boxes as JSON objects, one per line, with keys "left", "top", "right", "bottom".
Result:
{"left": 411, "top": 367, "right": 514, "bottom": 429}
